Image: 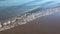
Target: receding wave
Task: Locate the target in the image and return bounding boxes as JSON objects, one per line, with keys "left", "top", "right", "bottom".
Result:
{"left": 0, "top": 6, "right": 60, "bottom": 31}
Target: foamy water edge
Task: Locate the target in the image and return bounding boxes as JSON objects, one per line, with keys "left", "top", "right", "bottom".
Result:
{"left": 0, "top": 6, "right": 60, "bottom": 31}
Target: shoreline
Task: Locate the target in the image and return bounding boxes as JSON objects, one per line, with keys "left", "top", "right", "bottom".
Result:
{"left": 0, "top": 10, "right": 60, "bottom": 34}
{"left": 0, "top": 6, "right": 60, "bottom": 31}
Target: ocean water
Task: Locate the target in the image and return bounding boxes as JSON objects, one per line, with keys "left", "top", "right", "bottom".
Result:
{"left": 0, "top": 0, "right": 60, "bottom": 31}
{"left": 0, "top": 0, "right": 60, "bottom": 20}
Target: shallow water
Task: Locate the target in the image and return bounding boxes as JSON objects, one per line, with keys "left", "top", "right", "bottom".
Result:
{"left": 0, "top": 0, "right": 60, "bottom": 20}
{"left": 0, "top": 0, "right": 60, "bottom": 31}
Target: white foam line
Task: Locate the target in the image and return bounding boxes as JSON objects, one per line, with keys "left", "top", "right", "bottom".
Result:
{"left": 25, "top": 6, "right": 40, "bottom": 12}
{"left": 0, "top": 6, "right": 60, "bottom": 31}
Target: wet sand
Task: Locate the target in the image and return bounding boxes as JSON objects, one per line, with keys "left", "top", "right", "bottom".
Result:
{"left": 0, "top": 11, "right": 60, "bottom": 34}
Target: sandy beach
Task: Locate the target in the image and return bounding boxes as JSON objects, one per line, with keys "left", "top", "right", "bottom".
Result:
{"left": 0, "top": 0, "right": 60, "bottom": 34}
{"left": 0, "top": 11, "right": 60, "bottom": 34}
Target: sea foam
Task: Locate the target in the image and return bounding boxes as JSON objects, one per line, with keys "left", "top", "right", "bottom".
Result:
{"left": 0, "top": 6, "right": 60, "bottom": 31}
